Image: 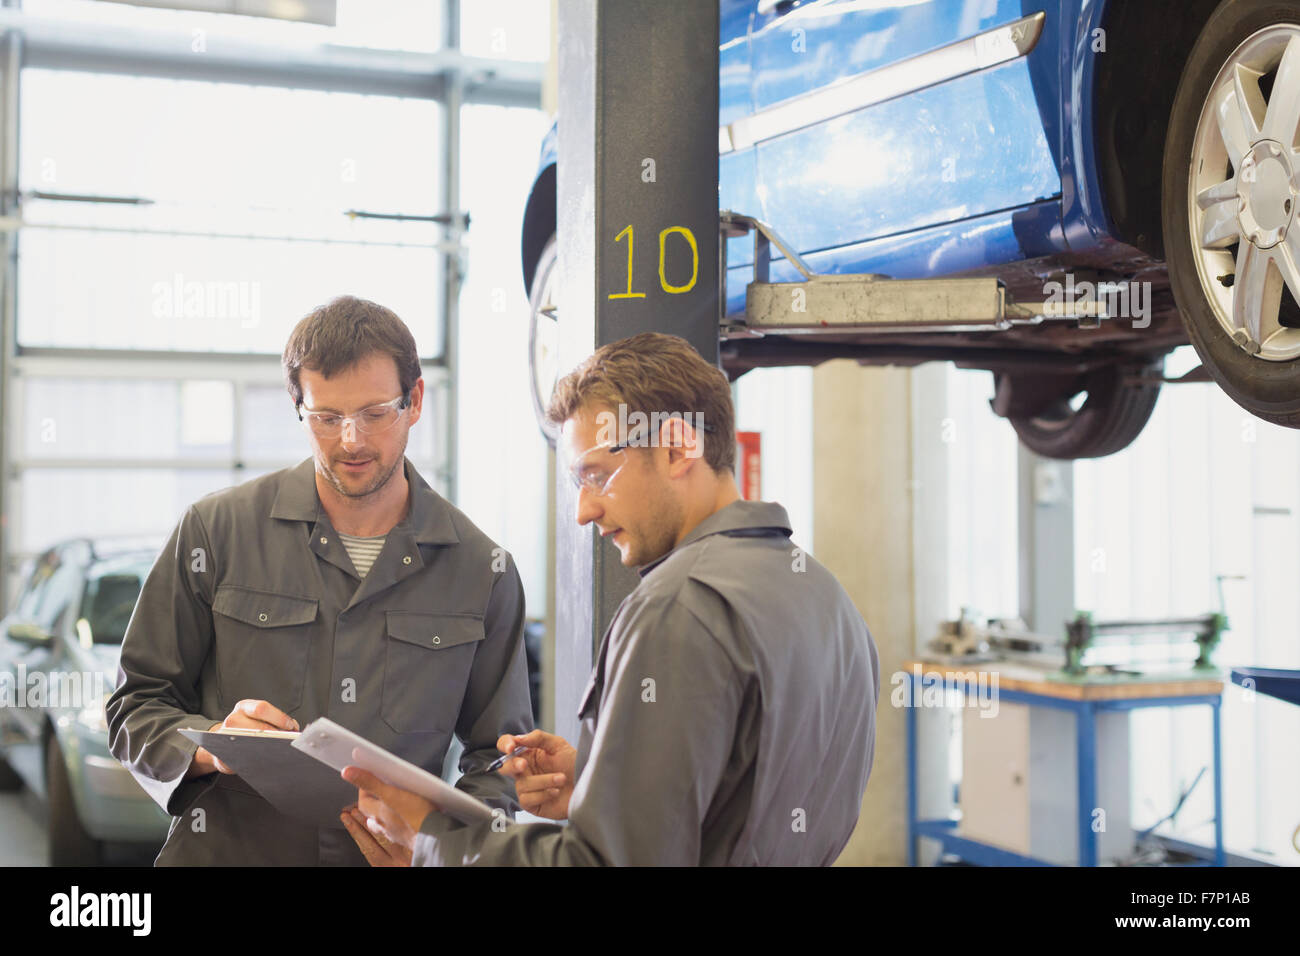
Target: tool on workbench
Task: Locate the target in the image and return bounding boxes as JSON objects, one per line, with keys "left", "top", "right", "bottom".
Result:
{"left": 1063, "top": 611, "right": 1226, "bottom": 676}
{"left": 927, "top": 608, "right": 992, "bottom": 659}
{"left": 927, "top": 609, "right": 1059, "bottom": 664}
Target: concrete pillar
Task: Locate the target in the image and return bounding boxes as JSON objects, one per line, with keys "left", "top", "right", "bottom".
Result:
{"left": 813, "top": 360, "right": 956, "bottom": 865}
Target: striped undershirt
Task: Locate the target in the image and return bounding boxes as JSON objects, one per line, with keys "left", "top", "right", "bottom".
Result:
{"left": 337, "top": 531, "right": 386, "bottom": 578}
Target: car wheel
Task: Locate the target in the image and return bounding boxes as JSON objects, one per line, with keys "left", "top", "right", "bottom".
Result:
{"left": 46, "top": 734, "right": 103, "bottom": 866}
{"left": 1000, "top": 363, "right": 1162, "bottom": 460}
{"left": 1164, "top": 0, "right": 1300, "bottom": 426}
{"left": 528, "top": 235, "right": 560, "bottom": 446}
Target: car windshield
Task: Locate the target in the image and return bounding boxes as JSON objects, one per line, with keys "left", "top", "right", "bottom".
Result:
{"left": 79, "top": 557, "right": 151, "bottom": 645}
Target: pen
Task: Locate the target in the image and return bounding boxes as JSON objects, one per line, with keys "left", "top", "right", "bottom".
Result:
{"left": 484, "top": 745, "right": 529, "bottom": 773}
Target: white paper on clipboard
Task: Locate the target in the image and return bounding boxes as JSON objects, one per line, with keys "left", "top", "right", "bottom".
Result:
{"left": 291, "top": 717, "right": 494, "bottom": 825}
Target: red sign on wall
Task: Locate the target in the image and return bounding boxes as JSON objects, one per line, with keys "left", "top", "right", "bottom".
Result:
{"left": 736, "top": 431, "right": 761, "bottom": 500}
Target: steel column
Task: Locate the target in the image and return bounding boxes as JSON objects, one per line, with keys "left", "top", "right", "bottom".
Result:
{"left": 0, "top": 23, "right": 19, "bottom": 614}
{"left": 1018, "top": 447, "right": 1076, "bottom": 636}
{"left": 442, "top": 0, "right": 461, "bottom": 505}
{"left": 552, "top": 0, "right": 720, "bottom": 740}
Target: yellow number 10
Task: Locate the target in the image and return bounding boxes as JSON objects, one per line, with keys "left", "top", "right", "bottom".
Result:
{"left": 608, "top": 224, "right": 699, "bottom": 300}
{"left": 609, "top": 225, "right": 646, "bottom": 299}
{"left": 658, "top": 226, "right": 699, "bottom": 294}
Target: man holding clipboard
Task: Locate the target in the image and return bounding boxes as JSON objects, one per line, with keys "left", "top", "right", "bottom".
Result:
{"left": 343, "top": 333, "right": 879, "bottom": 866}
{"left": 106, "top": 297, "right": 533, "bottom": 865}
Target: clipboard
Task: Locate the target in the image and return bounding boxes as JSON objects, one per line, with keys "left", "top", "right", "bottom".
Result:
{"left": 291, "top": 717, "right": 495, "bottom": 825}
{"left": 178, "top": 726, "right": 357, "bottom": 829}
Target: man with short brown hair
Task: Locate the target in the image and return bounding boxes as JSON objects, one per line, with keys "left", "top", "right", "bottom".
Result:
{"left": 345, "top": 332, "right": 879, "bottom": 866}
{"left": 108, "top": 295, "right": 533, "bottom": 866}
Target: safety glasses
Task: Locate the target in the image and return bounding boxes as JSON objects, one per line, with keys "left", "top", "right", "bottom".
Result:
{"left": 297, "top": 393, "right": 410, "bottom": 439}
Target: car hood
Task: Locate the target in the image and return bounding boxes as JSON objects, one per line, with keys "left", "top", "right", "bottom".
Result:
{"left": 85, "top": 642, "right": 124, "bottom": 688}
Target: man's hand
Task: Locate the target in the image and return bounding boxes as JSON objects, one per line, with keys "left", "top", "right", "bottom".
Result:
{"left": 495, "top": 730, "right": 576, "bottom": 820}
{"left": 185, "top": 699, "right": 300, "bottom": 778}
{"left": 342, "top": 765, "right": 435, "bottom": 856}
{"left": 340, "top": 805, "right": 411, "bottom": 867}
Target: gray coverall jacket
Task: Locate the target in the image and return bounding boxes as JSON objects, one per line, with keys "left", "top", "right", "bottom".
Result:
{"left": 411, "top": 499, "right": 880, "bottom": 866}
{"left": 106, "top": 457, "right": 533, "bottom": 865}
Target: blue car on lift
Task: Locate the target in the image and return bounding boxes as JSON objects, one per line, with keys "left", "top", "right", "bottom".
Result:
{"left": 522, "top": 0, "right": 1300, "bottom": 458}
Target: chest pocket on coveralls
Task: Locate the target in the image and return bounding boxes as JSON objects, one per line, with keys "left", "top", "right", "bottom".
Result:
{"left": 382, "top": 610, "right": 485, "bottom": 734}
{"left": 212, "top": 584, "right": 318, "bottom": 714}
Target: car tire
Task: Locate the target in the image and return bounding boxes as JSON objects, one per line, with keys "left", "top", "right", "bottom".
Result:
{"left": 528, "top": 235, "right": 560, "bottom": 446}
{"left": 0, "top": 753, "right": 22, "bottom": 791}
{"left": 1164, "top": 0, "right": 1300, "bottom": 426}
{"left": 1001, "top": 363, "right": 1162, "bottom": 460}
{"left": 46, "top": 734, "right": 103, "bottom": 866}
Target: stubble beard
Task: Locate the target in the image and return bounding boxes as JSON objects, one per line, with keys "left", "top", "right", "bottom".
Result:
{"left": 624, "top": 480, "right": 684, "bottom": 568}
{"left": 319, "top": 433, "right": 407, "bottom": 501}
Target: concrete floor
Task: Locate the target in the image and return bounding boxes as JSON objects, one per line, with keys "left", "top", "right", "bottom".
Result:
{"left": 0, "top": 787, "right": 49, "bottom": 865}
{"left": 0, "top": 787, "right": 158, "bottom": 866}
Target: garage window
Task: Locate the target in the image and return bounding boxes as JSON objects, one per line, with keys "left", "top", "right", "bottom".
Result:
{"left": 1075, "top": 353, "right": 1300, "bottom": 862}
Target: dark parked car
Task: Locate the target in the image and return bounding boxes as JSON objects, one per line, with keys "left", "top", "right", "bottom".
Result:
{"left": 522, "top": 0, "right": 1300, "bottom": 458}
{"left": 0, "top": 539, "right": 169, "bottom": 865}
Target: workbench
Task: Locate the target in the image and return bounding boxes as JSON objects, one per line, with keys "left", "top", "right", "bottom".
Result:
{"left": 903, "top": 658, "right": 1226, "bottom": 867}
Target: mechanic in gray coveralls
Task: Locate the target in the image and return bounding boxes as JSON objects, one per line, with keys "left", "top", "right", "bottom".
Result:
{"left": 107, "top": 296, "right": 532, "bottom": 865}
{"left": 343, "top": 332, "right": 878, "bottom": 866}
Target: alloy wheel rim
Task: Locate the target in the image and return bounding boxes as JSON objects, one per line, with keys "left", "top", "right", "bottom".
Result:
{"left": 1190, "top": 24, "right": 1300, "bottom": 361}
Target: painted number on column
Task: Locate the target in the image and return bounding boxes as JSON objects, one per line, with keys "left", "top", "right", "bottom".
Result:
{"left": 608, "top": 224, "right": 699, "bottom": 299}
{"left": 658, "top": 226, "right": 698, "bottom": 294}
{"left": 609, "top": 225, "right": 646, "bottom": 299}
